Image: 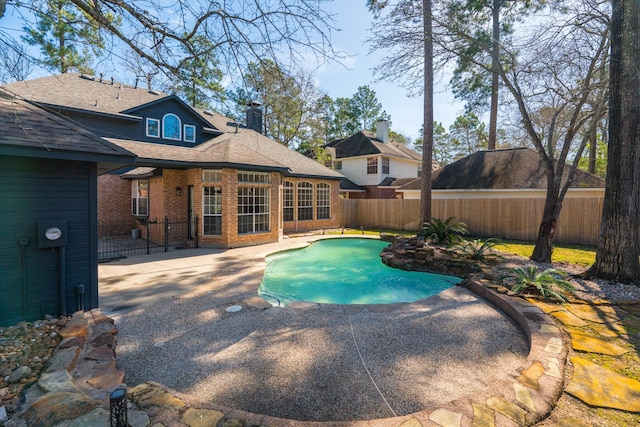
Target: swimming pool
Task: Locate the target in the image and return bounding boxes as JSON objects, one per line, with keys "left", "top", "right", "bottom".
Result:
{"left": 258, "top": 238, "right": 462, "bottom": 306}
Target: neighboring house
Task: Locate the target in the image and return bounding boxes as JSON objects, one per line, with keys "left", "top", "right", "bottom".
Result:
{"left": 325, "top": 119, "right": 423, "bottom": 199}
{"left": 0, "top": 90, "right": 134, "bottom": 325}
{"left": 2, "top": 73, "right": 344, "bottom": 250}
{"left": 397, "top": 147, "right": 605, "bottom": 199}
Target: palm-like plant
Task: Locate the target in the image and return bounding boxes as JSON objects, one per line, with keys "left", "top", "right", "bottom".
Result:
{"left": 418, "top": 216, "right": 469, "bottom": 245}
{"left": 452, "top": 238, "right": 504, "bottom": 263}
{"left": 498, "top": 266, "right": 575, "bottom": 303}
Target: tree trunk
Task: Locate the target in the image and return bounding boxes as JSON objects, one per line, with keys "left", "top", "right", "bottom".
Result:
{"left": 488, "top": 0, "right": 500, "bottom": 150}
{"left": 588, "top": 127, "right": 597, "bottom": 174}
{"left": 530, "top": 189, "right": 560, "bottom": 263}
{"left": 586, "top": 0, "right": 640, "bottom": 284}
{"left": 420, "top": 0, "right": 433, "bottom": 225}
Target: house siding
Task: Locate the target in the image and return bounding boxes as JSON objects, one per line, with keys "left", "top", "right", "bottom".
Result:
{"left": 0, "top": 156, "right": 98, "bottom": 326}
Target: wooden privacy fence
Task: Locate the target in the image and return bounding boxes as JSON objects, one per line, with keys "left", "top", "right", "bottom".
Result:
{"left": 340, "top": 197, "right": 604, "bottom": 246}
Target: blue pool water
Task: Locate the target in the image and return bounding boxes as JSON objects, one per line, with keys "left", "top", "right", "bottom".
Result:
{"left": 258, "top": 238, "right": 462, "bottom": 306}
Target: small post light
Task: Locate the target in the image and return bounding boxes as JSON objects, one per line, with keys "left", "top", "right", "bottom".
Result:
{"left": 176, "top": 187, "right": 181, "bottom": 196}
{"left": 109, "top": 387, "right": 128, "bottom": 427}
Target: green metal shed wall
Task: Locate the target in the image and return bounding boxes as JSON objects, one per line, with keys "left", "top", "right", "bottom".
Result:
{"left": 0, "top": 155, "right": 98, "bottom": 326}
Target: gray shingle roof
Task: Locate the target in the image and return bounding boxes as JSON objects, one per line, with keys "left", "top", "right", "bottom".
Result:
{"left": 2, "top": 74, "right": 344, "bottom": 180}
{"left": 1, "top": 73, "right": 167, "bottom": 118}
{"left": 0, "top": 90, "right": 133, "bottom": 160}
{"left": 330, "top": 131, "right": 422, "bottom": 162}
{"left": 398, "top": 148, "right": 605, "bottom": 190}
{"left": 106, "top": 135, "right": 288, "bottom": 171}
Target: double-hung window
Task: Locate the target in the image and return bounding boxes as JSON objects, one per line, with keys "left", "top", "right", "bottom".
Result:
{"left": 367, "top": 157, "right": 378, "bottom": 174}
{"left": 297, "top": 182, "right": 313, "bottom": 221}
{"left": 202, "top": 169, "right": 222, "bottom": 235}
{"left": 382, "top": 157, "right": 390, "bottom": 174}
{"left": 203, "top": 187, "right": 222, "bottom": 235}
{"left": 238, "top": 172, "right": 271, "bottom": 234}
{"left": 316, "top": 183, "right": 330, "bottom": 220}
{"left": 132, "top": 180, "right": 149, "bottom": 216}
{"left": 283, "top": 181, "right": 294, "bottom": 222}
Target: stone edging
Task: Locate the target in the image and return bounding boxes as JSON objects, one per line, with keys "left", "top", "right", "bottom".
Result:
{"left": 6, "top": 309, "right": 150, "bottom": 427}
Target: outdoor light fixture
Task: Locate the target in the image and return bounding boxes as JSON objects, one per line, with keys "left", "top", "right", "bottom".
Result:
{"left": 109, "top": 387, "right": 128, "bottom": 427}
{"left": 176, "top": 187, "right": 181, "bottom": 196}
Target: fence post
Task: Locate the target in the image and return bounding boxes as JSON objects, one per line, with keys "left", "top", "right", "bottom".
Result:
{"left": 146, "top": 217, "right": 150, "bottom": 255}
{"left": 164, "top": 217, "right": 169, "bottom": 252}
{"left": 195, "top": 216, "right": 199, "bottom": 248}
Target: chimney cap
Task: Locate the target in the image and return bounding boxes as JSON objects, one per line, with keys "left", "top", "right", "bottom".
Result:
{"left": 247, "top": 100, "right": 262, "bottom": 108}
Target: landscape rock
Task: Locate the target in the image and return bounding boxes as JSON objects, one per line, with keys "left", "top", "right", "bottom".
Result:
{"left": 566, "top": 357, "right": 640, "bottom": 412}
{"left": 38, "top": 369, "right": 77, "bottom": 393}
{"left": 181, "top": 408, "right": 225, "bottom": 427}
{"left": 21, "top": 391, "right": 101, "bottom": 427}
{"left": 566, "top": 329, "right": 629, "bottom": 356}
{"left": 44, "top": 346, "right": 80, "bottom": 373}
{"left": 6, "top": 367, "right": 31, "bottom": 384}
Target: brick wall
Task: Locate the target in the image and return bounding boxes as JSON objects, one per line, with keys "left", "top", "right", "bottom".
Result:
{"left": 161, "top": 169, "right": 187, "bottom": 221}
{"left": 97, "top": 174, "right": 130, "bottom": 223}
{"left": 99, "top": 167, "right": 341, "bottom": 248}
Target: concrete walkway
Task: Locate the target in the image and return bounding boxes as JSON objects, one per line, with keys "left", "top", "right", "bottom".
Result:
{"left": 98, "top": 236, "right": 533, "bottom": 424}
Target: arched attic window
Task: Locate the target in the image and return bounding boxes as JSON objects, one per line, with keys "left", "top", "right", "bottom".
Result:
{"left": 163, "top": 113, "right": 182, "bottom": 140}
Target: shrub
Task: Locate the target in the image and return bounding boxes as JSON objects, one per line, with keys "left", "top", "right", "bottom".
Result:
{"left": 451, "top": 238, "right": 504, "bottom": 263}
{"left": 498, "top": 266, "right": 575, "bottom": 303}
{"left": 418, "top": 216, "right": 469, "bottom": 245}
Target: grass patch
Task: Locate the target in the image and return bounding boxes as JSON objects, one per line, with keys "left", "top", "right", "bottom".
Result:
{"left": 495, "top": 240, "right": 596, "bottom": 267}
{"left": 329, "top": 230, "right": 597, "bottom": 267}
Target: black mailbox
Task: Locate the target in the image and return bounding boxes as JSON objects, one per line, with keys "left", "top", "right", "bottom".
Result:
{"left": 37, "top": 220, "right": 68, "bottom": 248}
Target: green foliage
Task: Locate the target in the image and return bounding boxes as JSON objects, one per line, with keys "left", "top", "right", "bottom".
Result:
{"left": 418, "top": 217, "right": 469, "bottom": 245}
{"left": 499, "top": 266, "right": 575, "bottom": 303}
{"left": 351, "top": 85, "right": 383, "bottom": 130}
{"left": 170, "top": 36, "right": 224, "bottom": 109}
{"left": 452, "top": 238, "right": 504, "bottom": 263}
{"left": 22, "top": 0, "right": 115, "bottom": 73}
{"left": 449, "top": 111, "right": 488, "bottom": 156}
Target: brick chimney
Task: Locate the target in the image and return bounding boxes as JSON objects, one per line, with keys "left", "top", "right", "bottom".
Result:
{"left": 376, "top": 118, "right": 389, "bottom": 143}
{"left": 246, "top": 101, "right": 263, "bottom": 134}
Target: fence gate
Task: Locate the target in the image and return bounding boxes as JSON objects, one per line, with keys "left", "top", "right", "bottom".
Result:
{"left": 98, "top": 217, "right": 199, "bottom": 261}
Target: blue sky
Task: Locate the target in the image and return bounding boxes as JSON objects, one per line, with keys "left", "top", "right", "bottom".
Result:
{"left": 313, "top": 1, "right": 464, "bottom": 141}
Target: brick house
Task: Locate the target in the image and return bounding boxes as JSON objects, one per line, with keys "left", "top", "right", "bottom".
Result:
{"left": 3, "top": 74, "right": 343, "bottom": 249}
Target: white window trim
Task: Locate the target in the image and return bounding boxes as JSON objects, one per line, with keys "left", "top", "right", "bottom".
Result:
{"left": 131, "top": 179, "right": 149, "bottom": 216}
{"left": 184, "top": 124, "right": 196, "bottom": 143}
{"left": 202, "top": 186, "right": 222, "bottom": 236}
{"left": 162, "top": 113, "right": 182, "bottom": 141}
{"left": 316, "top": 183, "right": 331, "bottom": 220}
{"left": 146, "top": 118, "right": 160, "bottom": 138}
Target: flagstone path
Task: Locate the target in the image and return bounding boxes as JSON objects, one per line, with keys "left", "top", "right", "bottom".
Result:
{"left": 528, "top": 299, "right": 640, "bottom": 426}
